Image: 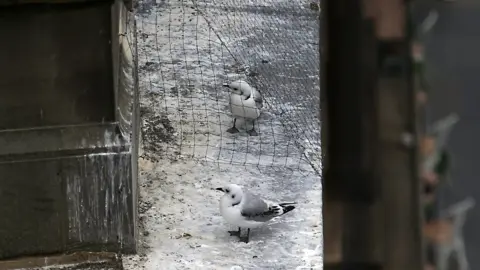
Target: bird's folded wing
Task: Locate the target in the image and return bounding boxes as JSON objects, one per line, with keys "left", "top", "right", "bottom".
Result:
{"left": 240, "top": 191, "right": 276, "bottom": 221}
{"left": 253, "top": 91, "right": 263, "bottom": 109}
{"left": 241, "top": 207, "right": 278, "bottom": 223}
{"left": 254, "top": 99, "right": 263, "bottom": 109}
{"left": 254, "top": 95, "right": 263, "bottom": 103}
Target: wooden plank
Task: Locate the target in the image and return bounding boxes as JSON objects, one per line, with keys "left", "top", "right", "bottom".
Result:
{"left": 364, "top": 0, "right": 406, "bottom": 40}
{"left": 0, "top": 0, "right": 112, "bottom": 6}
{"left": 0, "top": 0, "right": 134, "bottom": 10}
{"left": 112, "top": 0, "right": 140, "bottom": 247}
{"left": 0, "top": 0, "right": 116, "bottom": 4}
{"left": 324, "top": 202, "right": 344, "bottom": 264}
{"left": 0, "top": 252, "right": 119, "bottom": 269}
{"left": 373, "top": 0, "right": 423, "bottom": 267}
{"left": 0, "top": 0, "right": 133, "bottom": 11}
{"left": 323, "top": 0, "right": 422, "bottom": 268}
{"left": 339, "top": 18, "right": 382, "bottom": 268}
{"left": 323, "top": 0, "right": 382, "bottom": 268}
{"left": 0, "top": 1, "right": 115, "bottom": 129}
{"left": 0, "top": 0, "right": 138, "bottom": 259}
{"left": 323, "top": 0, "right": 378, "bottom": 204}
{"left": 377, "top": 76, "right": 423, "bottom": 270}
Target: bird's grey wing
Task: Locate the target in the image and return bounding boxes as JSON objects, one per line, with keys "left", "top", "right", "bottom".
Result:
{"left": 255, "top": 99, "right": 263, "bottom": 109}
{"left": 253, "top": 92, "right": 263, "bottom": 109}
{"left": 240, "top": 191, "right": 276, "bottom": 222}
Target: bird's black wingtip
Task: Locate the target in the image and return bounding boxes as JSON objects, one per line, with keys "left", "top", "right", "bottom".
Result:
{"left": 282, "top": 205, "right": 296, "bottom": 215}
{"left": 222, "top": 83, "right": 230, "bottom": 88}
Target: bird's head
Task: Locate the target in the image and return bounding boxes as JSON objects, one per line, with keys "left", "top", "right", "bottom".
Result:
{"left": 223, "top": 80, "right": 253, "bottom": 96}
{"left": 215, "top": 183, "right": 243, "bottom": 203}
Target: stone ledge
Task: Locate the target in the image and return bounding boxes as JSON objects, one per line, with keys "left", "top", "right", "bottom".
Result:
{"left": 0, "top": 0, "right": 113, "bottom": 6}
{"left": 0, "top": 252, "right": 122, "bottom": 270}
{"left": 0, "top": 123, "right": 128, "bottom": 158}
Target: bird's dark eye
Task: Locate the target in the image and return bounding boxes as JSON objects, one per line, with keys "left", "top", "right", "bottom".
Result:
{"left": 231, "top": 195, "right": 235, "bottom": 199}
{"left": 232, "top": 87, "right": 237, "bottom": 90}
{"left": 225, "top": 189, "right": 230, "bottom": 193}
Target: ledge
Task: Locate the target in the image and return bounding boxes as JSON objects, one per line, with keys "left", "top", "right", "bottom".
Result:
{"left": 0, "top": 0, "right": 133, "bottom": 10}
{"left": 0, "top": 0, "right": 113, "bottom": 5}
{"left": 0, "top": 252, "right": 121, "bottom": 270}
{"left": 0, "top": 123, "right": 130, "bottom": 163}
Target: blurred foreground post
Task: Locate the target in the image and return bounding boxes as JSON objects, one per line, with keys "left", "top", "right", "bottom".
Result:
{"left": 321, "top": 0, "right": 423, "bottom": 269}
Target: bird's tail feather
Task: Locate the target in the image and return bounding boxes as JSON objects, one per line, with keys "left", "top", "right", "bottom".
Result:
{"left": 279, "top": 202, "right": 297, "bottom": 207}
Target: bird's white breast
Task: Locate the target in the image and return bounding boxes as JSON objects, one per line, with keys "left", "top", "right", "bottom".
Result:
{"left": 229, "top": 94, "right": 261, "bottom": 120}
{"left": 219, "top": 196, "right": 264, "bottom": 228}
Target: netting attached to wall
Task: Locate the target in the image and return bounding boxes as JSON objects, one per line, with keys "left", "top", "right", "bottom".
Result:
{"left": 135, "top": 0, "right": 321, "bottom": 174}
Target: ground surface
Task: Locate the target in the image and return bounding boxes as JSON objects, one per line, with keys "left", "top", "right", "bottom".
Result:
{"left": 122, "top": 0, "right": 322, "bottom": 269}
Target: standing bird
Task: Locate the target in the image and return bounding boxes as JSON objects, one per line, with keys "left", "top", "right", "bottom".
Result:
{"left": 223, "top": 80, "right": 263, "bottom": 136}
{"left": 215, "top": 184, "right": 297, "bottom": 243}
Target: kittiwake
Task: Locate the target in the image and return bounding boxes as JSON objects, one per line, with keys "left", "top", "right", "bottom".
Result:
{"left": 223, "top": 80, "right": 263, "bottom": 136}
{"left": 215, "top": 183, "right": 296, "bottom": 243}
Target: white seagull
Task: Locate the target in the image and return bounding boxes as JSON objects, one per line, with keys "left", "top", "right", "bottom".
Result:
{"left": 223, "top": 80, "right": 263, "bottom": 136}
{"left": 215, "top": 184, "right": 297, "bottom": 243}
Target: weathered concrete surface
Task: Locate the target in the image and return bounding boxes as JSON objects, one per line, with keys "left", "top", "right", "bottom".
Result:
{"left": 0, "top": 124, "right": 136, "bottom": 259}
{"left": 0, "top": 0, "right": 139, "bottom": 261}
{"left": 424, "top": 0, "right": 480, "bottom": 268}
{"left": 0, "top": 2, "right": 115, "bottom": 129}
{"left": 0, "top": 252, "right": 121, "bottom": 270}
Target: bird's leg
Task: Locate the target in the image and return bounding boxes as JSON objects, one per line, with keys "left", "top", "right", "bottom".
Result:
{"left": 226, "top": 118, "right": 239, "bottom": 134}
{"left": 239, "top": 228, "right": 250, "bottom": 243}
{"left": 247, "top": 121, "right": 258, "bottom": 136}
{"left": 228, "top": 227, "right": 241, "bottom": 237}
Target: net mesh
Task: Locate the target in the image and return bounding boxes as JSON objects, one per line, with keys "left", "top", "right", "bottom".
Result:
{"left": 135, "top": 0, "right": 321, "bottom": 174}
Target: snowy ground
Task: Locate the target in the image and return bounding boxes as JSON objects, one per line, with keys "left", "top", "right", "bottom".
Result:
{"left": 123, "top": 0, "right": 322, "bottom": 269}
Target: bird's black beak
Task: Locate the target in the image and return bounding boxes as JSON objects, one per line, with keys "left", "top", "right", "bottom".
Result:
{"left": 215, "top": 187, "right": 224, "bottom": 192}
{"left": 222, "top": 83, "right": 230, "bottom": 88}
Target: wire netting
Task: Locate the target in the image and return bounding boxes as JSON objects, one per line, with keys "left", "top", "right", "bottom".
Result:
{"left": 135, "top": 0, "right": 321, "bottom": 173}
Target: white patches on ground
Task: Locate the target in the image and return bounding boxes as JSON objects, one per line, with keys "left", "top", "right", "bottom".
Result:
{"left": 123, "top": 0, "right": 322, "bottom": 269}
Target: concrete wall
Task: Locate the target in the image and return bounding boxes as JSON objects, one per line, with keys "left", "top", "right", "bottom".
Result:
{"left": 0, "top": 0, "right": 139, "bottom": 259}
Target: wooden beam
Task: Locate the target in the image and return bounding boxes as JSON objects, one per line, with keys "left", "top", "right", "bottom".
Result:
{"left": 0, "top": 0, "right": 133, "bottom": 11}
{"left": 322, "top": 0, "right": 381, "bottom": 268}
{"left": 363, "top": 0, "right": 406, "bottom": 40}
{"left": 377, "top": 76, "right": 423, "bottom": 270}
{"left": 0, "top": 0, "right": 138, "bottom": 258}
{"left": 373, "top": 0, "right": 423, "bottom": 268}
{"left": 0, "top": 252, "right": 119, "bottom": 269}
{"left": 323, "top": 0, "right": 422, "bottom": 268}
{"left": 2, "top": 0, "right": 140, "bottom": 8}
{"left": 323, "top": 0, "right": 378, "bottom": 205}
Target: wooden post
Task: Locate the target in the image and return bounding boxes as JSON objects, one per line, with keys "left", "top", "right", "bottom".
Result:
{"left": 322, "top": 0, "right": 381, "bottom": 268}
{"left": 369, "top": 0, "right": 424, "bottom": 268}
{"left": 322, "top": 0, "right": 423, "bottom": 269}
